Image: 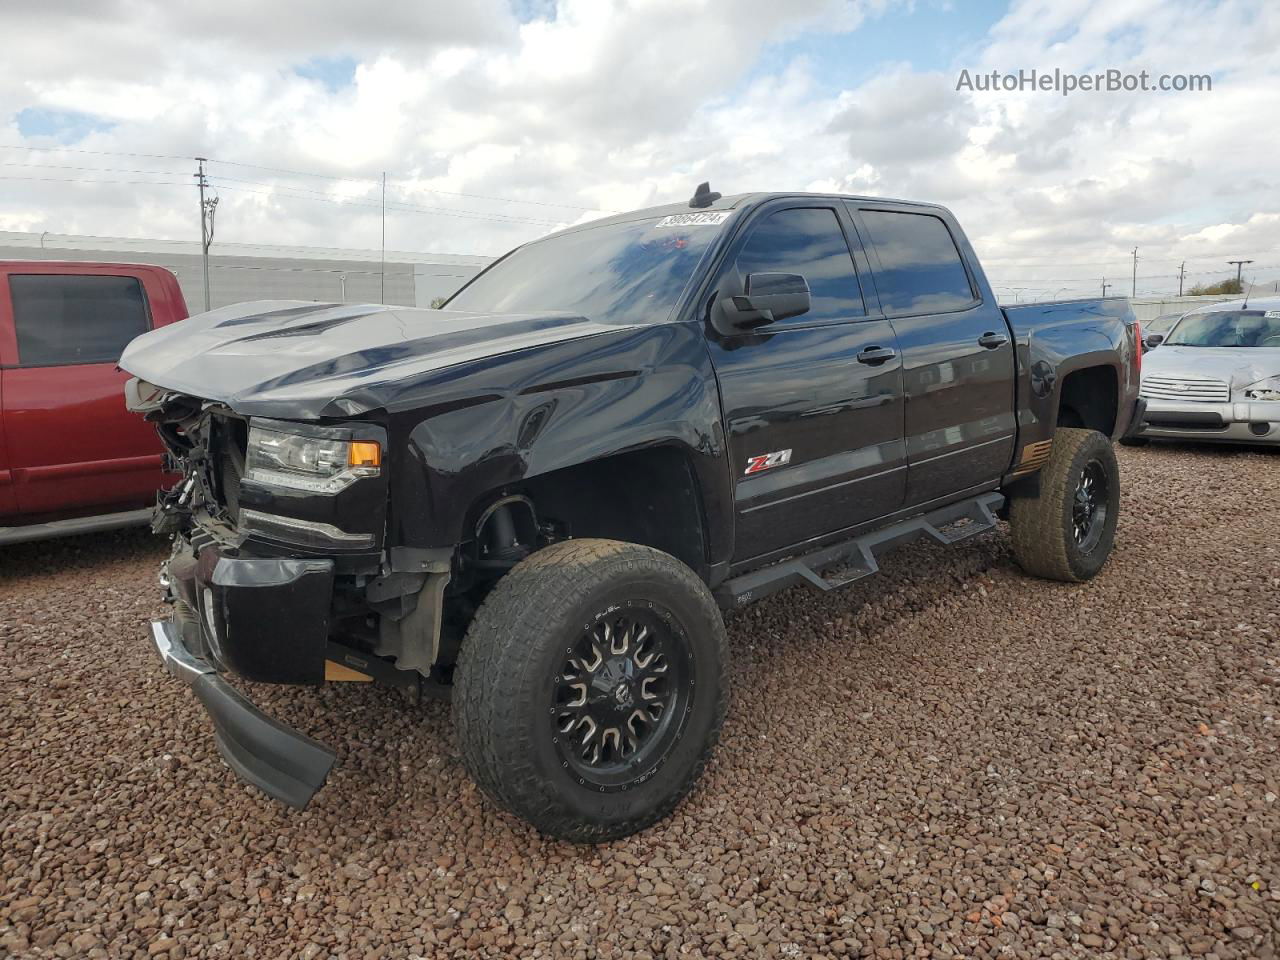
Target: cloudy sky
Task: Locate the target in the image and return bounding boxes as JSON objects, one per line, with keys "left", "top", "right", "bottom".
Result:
{"left": 2, "top": 0, "right": 1278, "bottom": 300}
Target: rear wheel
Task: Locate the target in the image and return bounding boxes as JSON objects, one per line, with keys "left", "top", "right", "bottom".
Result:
{"left": 453, "top": 539, "right": 727, "bottom": 842}
{"left": 1009, "top": 428, "right": 1120, "bottom": 582}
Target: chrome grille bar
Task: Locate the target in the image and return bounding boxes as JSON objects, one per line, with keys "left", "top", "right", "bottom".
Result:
{"left": 1141, "top": 375, "right": 1230, "bottom": 403}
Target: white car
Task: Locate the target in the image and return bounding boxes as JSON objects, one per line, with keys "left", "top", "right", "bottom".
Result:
{"left": 1129, "top": 297, "right": 1280, "bottom": 445}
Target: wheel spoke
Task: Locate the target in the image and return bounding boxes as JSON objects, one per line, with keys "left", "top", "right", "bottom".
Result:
{"left": 565, "top": 682, "right": 587, "bottom": 708}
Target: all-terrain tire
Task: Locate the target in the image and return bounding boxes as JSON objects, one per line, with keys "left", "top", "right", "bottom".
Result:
{"left": 453, "top": 538, "right": 728, "bottom": 843}
{"left": 1009, "top": 427, "right": 1120, "bottom": 582}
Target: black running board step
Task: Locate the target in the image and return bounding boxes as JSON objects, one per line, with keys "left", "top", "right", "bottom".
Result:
{"left": 715, "top": 492, "right": 1004, "bottom": 610}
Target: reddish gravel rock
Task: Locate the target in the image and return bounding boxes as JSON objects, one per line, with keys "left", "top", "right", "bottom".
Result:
{"left": 1, "top": 442, "right": 1278, "bottom": 959}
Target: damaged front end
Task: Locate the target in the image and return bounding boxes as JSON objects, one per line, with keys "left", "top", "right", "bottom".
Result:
{"left": 126, "top": 378, "right": 451, "bottom": 808}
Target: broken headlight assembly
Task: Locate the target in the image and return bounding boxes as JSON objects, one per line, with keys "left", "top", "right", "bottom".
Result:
{"left": 245, "top": 422, "right": 381, "bottom": 494}
{"left": 1243, "top": 377, "right": 1280, "bottom": 402}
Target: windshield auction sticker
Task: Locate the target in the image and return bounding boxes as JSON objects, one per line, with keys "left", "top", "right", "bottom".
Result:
{"left": 654, "top": 211, "right": 733, "bottom": 227}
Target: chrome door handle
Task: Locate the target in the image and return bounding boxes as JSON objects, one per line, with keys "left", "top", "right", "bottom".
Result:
{"left": 856, "top": 345, "right": 897, "bottom": 365}
{"left": 978, "top": 331, "right": 1009, "bottom": 349}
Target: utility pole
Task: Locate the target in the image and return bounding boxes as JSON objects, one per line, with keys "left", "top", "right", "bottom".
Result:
{"left": 1131, "top": 247, "right": 1138, "bottom": 297}
{"left": 1177, "top": 261, "right": 1185, "bottom": 297}
{"left": 380, "top": 172, "right": 387, "bottom": 305}
{"left": 1101, "top": 277, "right": 1111, "bottom": 297}
{"left": 194, "top": 158, "right": 218, "bottom": 311}
{"left": 1227, "top": 259, "right": 1253, "bottom": 289}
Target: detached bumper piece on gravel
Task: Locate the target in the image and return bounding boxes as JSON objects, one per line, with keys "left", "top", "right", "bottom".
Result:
{"left": 148, "top": 538, "right": 339, "bottom": 809}
{"left": 150, "top": 618, "right": 336, "bottom": 808}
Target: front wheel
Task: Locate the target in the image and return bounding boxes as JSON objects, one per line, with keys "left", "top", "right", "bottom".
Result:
{"left": 453, "top": 539, "right": 728, "bottom": 843}
{"left": 1008, "top": 427, "right": 1121, "bottom": 582}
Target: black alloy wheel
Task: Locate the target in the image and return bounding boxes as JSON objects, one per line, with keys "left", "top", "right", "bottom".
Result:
{"left": 1071, "top": 458, "right": 1110, "bottom": 553}
{"left": 552, "top": 603, "right": 693, "bottom": 791}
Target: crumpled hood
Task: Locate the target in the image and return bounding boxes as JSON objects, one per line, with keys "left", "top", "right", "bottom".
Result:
{"left": 120, "top": 300, "right": 643, "bottom": 419}
{"left": 1143, "top": 345, "right": 1280, "bottom": 393}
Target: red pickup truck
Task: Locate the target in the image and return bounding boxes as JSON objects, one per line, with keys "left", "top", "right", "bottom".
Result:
{"left": 0, "top": 261, "right": 188, "bottom": 544}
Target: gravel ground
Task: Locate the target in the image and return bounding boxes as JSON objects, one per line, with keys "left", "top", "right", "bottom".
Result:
{"left": 1, "top": 443, "right": 1278, "bottom": 960}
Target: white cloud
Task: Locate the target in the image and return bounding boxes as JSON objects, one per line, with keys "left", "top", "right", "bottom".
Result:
{"left": 1, "top": 0, "right": 1278, "bottom": 300}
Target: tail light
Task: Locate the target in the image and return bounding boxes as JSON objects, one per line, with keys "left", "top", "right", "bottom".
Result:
{"left": 1133, "top": 319, "right": 1142, "bottom": 373}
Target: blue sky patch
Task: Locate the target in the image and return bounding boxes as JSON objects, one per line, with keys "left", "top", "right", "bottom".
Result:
{"left": 511, "top": 0, "right": 557, "bottom": 23}
{"left": 760, "top": 0, "right": 1010, "bottom": 93}
{"left": 294, "top": 55, "right": 358, "bottom": 91}
{"left": 15, "top": 107, "right": 116, "bottom": 143}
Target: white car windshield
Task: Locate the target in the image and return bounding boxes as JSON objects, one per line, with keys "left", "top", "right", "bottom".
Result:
{"left": 1164, "top": 311, "right": 1280, "bottom": 348}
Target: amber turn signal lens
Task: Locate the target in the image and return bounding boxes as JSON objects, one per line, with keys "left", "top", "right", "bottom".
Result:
{"left": 348, "top": 441, "right": 381, "bottom": 468}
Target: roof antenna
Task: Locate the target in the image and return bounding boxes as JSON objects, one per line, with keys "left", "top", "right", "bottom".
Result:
{"left": 1242, "top": 278, "right": 1255, "bottom": 309}
{"left": 689, "top": 181, "right": 721, "bottom": 209}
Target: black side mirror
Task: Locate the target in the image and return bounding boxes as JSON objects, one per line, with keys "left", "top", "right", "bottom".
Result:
{"left": 719, "top": 273, "right": 811, "bottom": 331}
{"left": 1144, "top": 333, "right": 1164, "bottom": 349}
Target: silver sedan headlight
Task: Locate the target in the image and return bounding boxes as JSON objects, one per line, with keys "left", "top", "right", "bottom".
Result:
{"left": 245, "top": 422, "right": 381, "bottom": 494}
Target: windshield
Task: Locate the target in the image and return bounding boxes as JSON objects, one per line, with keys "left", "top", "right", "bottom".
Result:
{"left": 1165, "top": 310, "right": 1280, "bottom": 347}
{"left": 448, "top": 213, "right": 730, "bottom": 325}
{"left": 1146, "top": 314, "right": 1183, "bottom": 335}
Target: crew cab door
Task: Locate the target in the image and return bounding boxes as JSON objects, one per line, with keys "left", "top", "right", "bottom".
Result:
{"left": 0, "top": 268, "right": 163, "bottom": 517}
{"left": 850, "top": 204, "right": 1016, "bottom": 507}
{"left": 704, "top": 201, "right": 906, "bottom": 564}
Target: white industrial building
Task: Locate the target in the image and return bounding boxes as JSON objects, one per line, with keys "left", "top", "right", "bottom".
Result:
{"left": 0, "top": 230, "right": 493, "bottom": 311}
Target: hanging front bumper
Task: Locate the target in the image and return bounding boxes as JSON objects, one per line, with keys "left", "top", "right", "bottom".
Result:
{"left": 149, "top": 617, "right": 336, "bottom": 809}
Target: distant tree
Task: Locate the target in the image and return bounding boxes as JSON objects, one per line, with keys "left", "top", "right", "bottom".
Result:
{"left": 429, "top": 296, "right": 448, "bottom": 308}
{"left": 1186, "top": 278, "right": 1243, "bottom": 296}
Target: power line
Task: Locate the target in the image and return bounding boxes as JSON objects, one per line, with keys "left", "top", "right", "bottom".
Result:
{"left": 0, "top": 160, "right": 191, "bottom": 177}
{"left": 208, "top": 156, "right": 618, "bottom": 212}
{"left": 0, "top": 171, "right": 563, "bottom": 228}
{"left": 209, "top": 172, "right": 601, "bottom": 218}
{"left": 0, "top": 170, "right": 569, "bottom": 226}
{"left": 984, "top": 250, "right": 1280, "bottom": 269}
{"left": 0, "top": 142, "right": 615, "bottom": 214}
{"left": 208, "top": 182, "right": 567, "bottom": 226}
{"left": 0, "top": 143, "right": 188, "bottom": 161}
{"left": 0, "top": 228, "right": 492, "bottom": 262}
{"left": 205, "top": 176, "right": 567, "bottom": 225}
{"left": 988, "top": 263, "right": 1280, "bottom": 284}
{"left": 0, "top": 174, "right": 190, "bottom": 187}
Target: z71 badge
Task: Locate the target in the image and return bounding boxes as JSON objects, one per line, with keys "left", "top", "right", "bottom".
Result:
{"left": 744, "top": 449, "right": 792, "bottom": 475}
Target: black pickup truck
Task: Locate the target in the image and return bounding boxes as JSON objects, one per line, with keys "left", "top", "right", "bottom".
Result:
{"left": 121, "top": 185, "right": 1142, "bottom": 842}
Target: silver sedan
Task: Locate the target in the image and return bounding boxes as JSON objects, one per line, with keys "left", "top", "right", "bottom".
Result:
{"left": 1131, "top": 297, "right": 1280, "bottom": 445}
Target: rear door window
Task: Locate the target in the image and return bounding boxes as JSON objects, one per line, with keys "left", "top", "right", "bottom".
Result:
{"left": 734, "top": 207, "right": 865, "bottom": 323}
{"left": 857, "top": 209, "right": 978, "bottom": 317}
{"left": 9, "top": 274, "right": 151, "bottom": 366}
